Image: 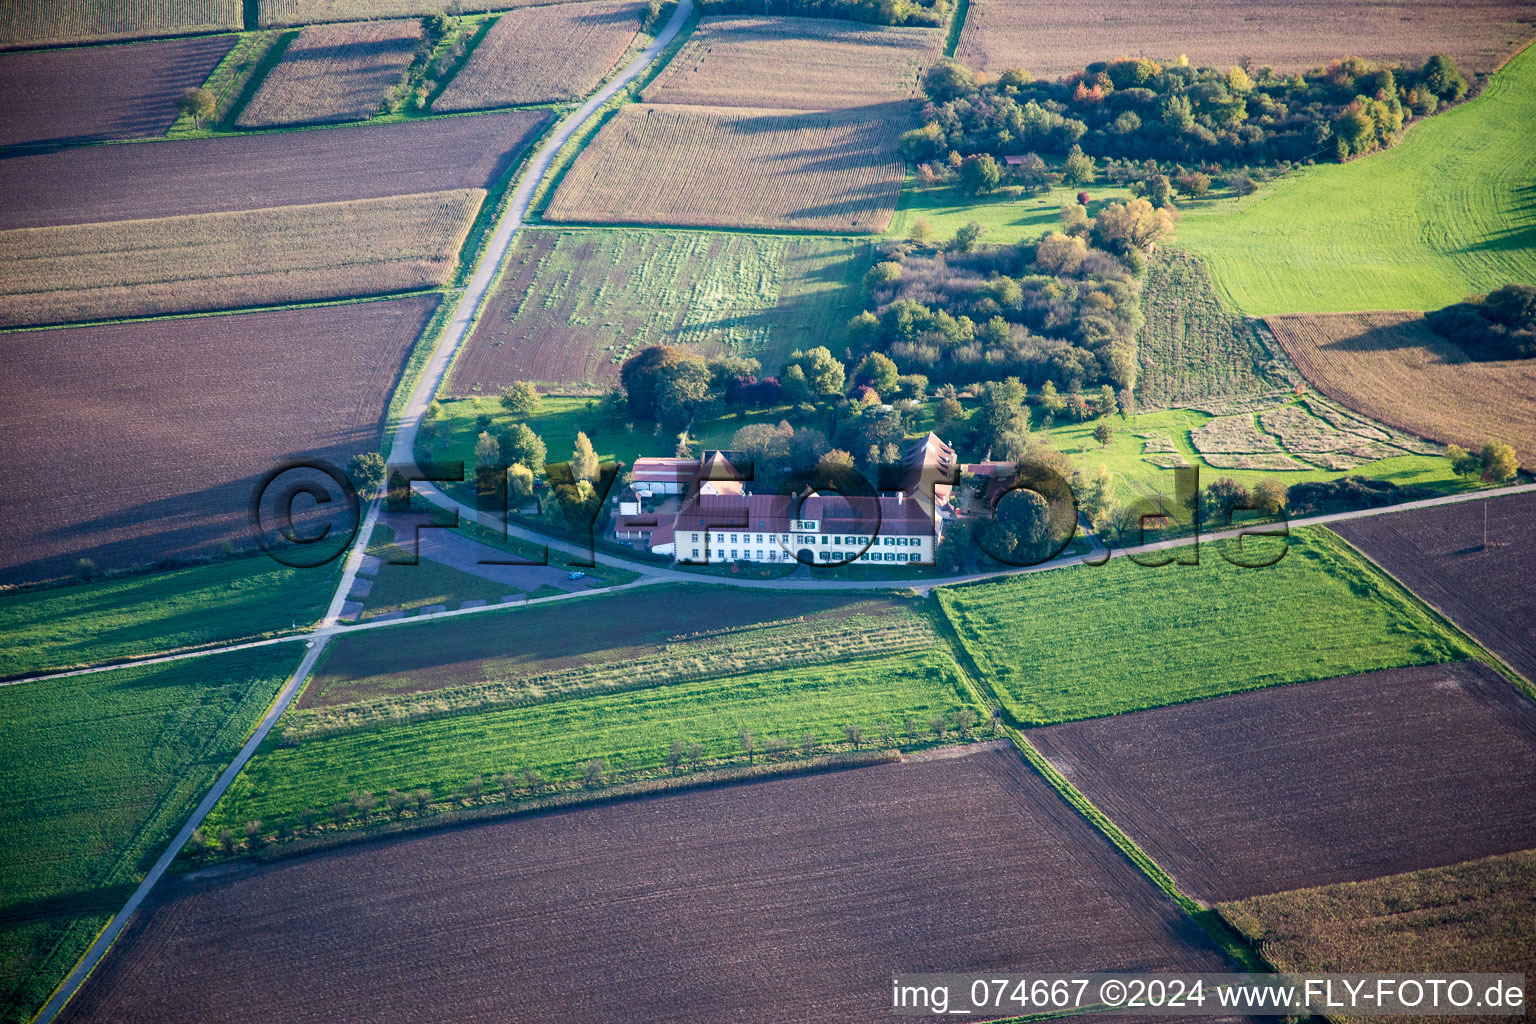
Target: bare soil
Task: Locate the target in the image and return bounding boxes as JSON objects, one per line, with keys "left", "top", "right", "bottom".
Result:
{"left": 0, "top": 36, "right": 234, "bottom": 149}
{"left": 0, "top": 109, "right": 548, "bottom": 230}
{"left": 58, "top": 747, "right": 1237, "bottom": 1024}
{"left": 0, "top": 295, "right": 439, "bottom": 585}
{"left": 956, "top": 0, "right": 1536, "bottom": 78}
{"left": 301, "top": 586, "right": 907, "bottom": 706}
{"left": 1028, "top": 662, "right": 1536, "bottom": 902}
{"left": 1332, "top": 489, "right": 1536, "bottom": 683}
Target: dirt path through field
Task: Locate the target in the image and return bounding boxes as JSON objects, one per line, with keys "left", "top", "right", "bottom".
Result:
{"left": 28, "top": 5, "right": 696, "bottom": 1021}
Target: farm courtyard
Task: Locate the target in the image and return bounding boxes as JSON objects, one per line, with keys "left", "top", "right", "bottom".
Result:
{"left": 1, "top": 1, "right": 1533, "bottom": 1022}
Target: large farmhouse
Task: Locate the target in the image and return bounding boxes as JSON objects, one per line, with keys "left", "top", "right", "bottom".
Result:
{"left": 613, "top": 434, "right": 956, "bottom": 566}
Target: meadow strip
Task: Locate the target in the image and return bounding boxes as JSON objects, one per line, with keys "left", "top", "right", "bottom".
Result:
{"left": 0, "top": 190, "right": 484, "bottom": 328}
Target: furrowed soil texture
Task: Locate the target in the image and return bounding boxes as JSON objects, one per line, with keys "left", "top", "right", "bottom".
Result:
{"left": 1134, "top": 249, "right": 1297, "bottom": 409}
{"left": 236, "top": 18, "right": 423, "bottom": 128}
{"left": 0, "top": 0, "right": 241, "bottom": 47}
{"left": 1028, "top": 661, "right": 1536, "bottom": 903}
{"left": 0, "top": 646, "right": 298, "bottom": 1024}
{"left": 433, "top": 1, "right": 644, "bottom": 112}
{"left": 210, "top": 648, "right": 980, "bottom": 827}
{"left": 62, "top": 748, "right": 1236, "bottom": 1024}
{"left": 446, "top": 227, "right": 870, "bottom": 390}
{"left": 544, "top": 103, "right": 911, "bottom": 233}
{"left": 1266, "top": 311, "right": 1536, "bottom": 468}
{"left": 0, "top": 109, "right": 548, "bottom": 230}
{"left": 0, "top": 295, "right": 438, "bottom": 585}
{"left": 0, "top": 189, "right": 482, "bottom": 328}
{"left": 935, "top": 527, "right": 1475, "bottom": 724}
{"left": 642, "top": 16, "right": 942, "bottom": 109}
{"left": 1332, "top": 489, "right": 1536, "bottom": 683}
{"left": 257, "top": 0, "right": 598, "bottom": 25}
{"left": 0, "top": 36, "right": 234, "bottom": 149}
{"left": 955, "top": 0, "right": 1536, "bottom": 78}
{"left": 1174, "top": 43, "right": 1536, "bottom": 316}
{"left": 1220, "top": 849, "right": 1536, "bottom": 1024}
{"left": 307, "top": 586, "right": 910, "bottom": 704}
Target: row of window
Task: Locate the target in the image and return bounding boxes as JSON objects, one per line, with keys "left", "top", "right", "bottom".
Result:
{"left": 687, "top": 550, "right": 924, "bottom": 563}
{"left": 690, "top": 532, "right": 923, "bottom": 547}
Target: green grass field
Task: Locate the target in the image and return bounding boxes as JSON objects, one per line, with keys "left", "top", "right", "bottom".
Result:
{"left": 0, "top": 558, "right": 336, "bottom": 678}
{"left": 0, "top": 646, "right": 297, "bottom": 1024}
{"left": 1175, "top": 44, "right": 1536, "bottom": 315}
{"left": 886, "top": 182, "right": 1137, "bottom": 246}
{"left": 207, "top": 649, "right": 981, "bottom": 832}
{"left": 936, "top": 527, "right": 1475, "bottom": 725}
{"left": 444, "top": 227, "right": 872, "bottom": 393}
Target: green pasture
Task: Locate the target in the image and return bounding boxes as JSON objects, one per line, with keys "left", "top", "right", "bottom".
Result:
{"left": 886, "top": 182, "right": 1137, "bottom": 246}
{"left": 1174, "top": 44, "right": 1536, "bottom": 315}
{"left": 936, "top": 527, "right": 1475, "bottom": 725}
{"left": 207, "top": 649, "right": 981, "bottom": 831}
{"left": 0, "top": 646, "right": 298, "bottom": 1024}
{"left": 0, "top": 558, "right": 335, "bottom": 678}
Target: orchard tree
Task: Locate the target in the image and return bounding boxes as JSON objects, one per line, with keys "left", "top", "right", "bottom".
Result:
{"left": 1062, "top": 144, "right": 1095, "bottom": 186}
{"left": 571, "top": 431, "right": 599, "bottom": 485}
{"left": 1092, "top": 421, "right": 1115, "bottom": 447}
{"left": 1091, "top": 197, "right": 1175, "bottom": 254}
{"left": 498, "top": 422, "right": 546, "bottom": 476}
{"left": 1253, "top": 477, "right": 1288, "bottom": 515}
{"left": 1176, "top": 171, "right": 1211, "bottom": 198}
{"left": 499, "top": 381, "right": 541, "bottom": 419}
{"left": 1481, "top": 441, "right": 1519, "bottom": 482}
{"left": 346, "top": 452, "right": 386, "bottom": 494}
{"left": 177, "top": 86, "right": 216, "bottom": 129}
{"left": 960, "top": 153, "right": 1002, "bottom": 195}
{"left": 784, "top": 346, "right": 845, "bottom": 398}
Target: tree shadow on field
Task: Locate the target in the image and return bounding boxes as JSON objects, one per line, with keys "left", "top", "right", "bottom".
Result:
{"left": 1314, "top": 316, "right": 1469, "bottom": 364}
{"left": 0, "top": 882, "right": 138, "bottom": 927}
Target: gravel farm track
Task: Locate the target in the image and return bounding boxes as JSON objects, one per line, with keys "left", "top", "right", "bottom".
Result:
{"left": 54, "top": 748, "right": 1237, "bottom": 1024}
{"left": 1028, "top": 661, "right": 1536, "bottom": 903}
{"left": 15, "top": 2, "right": 1536, "bottom": 1017}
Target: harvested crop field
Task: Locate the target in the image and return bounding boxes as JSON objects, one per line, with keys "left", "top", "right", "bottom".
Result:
{"left": 544, "top": 103, "right": 910, "bottom": 232}
{"left": 642, "top": 15, "right": 942, "bottom": 109}
{"left": 0, "top": 36, "right": 234, "bottom": 149}
{"left": 0, "top": 0, "right": 240, "bottom": 48}
{"left": 1332, "top": 489, "right": 1536, "bottom": 683}
{"left": 1028, "top": 661, "right": 1536, "bottom": 903}
{"left": 0, "top": 189, "right": 482, "bottom": 327}
{"left": 0, "top": 109, "right": 547, "bottom": 230}
{"left": 954, "top": 0, "right": 1536, "bottom": 78}
{"left": 237, "top": 18, "right": 423, "bottom": 128}
{"left": 60, "top": 747, "right": 1237, "bottom": 1024}
{"left": 1220, "top": 849, "right": 1536, "bottom": 1024}
{"left": 0, "top": 295, "right": 438, "bottom": 585}
{"left": 433, "top": 1, "right": 643, "bottom": 112}
{"left": 304, "top": 585, "right": 911, "bottom": 706}
{"left": 446, "top": 227, "right": 869, "bottom": 390}
{"left": 256, "top": 0, "right": 591, "bottom": 25}
{"left": 1267, "top": 311, "right": 1536, "bottom": 468}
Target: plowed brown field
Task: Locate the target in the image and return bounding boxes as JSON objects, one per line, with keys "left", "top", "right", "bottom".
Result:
{"left": 0, "top": 36, "right": 234, "bottom": 149}
{"left": 58, "top": 747, "right": 1236, "bottom": 1024}
{"left": 433, "top": 1, "right": 643, "bottom": 111}
{"left": 955, "top": 0, "right": 1536, "bottom": 78}
{"left": 0, "top": 295, "right": 438, "bottom": 585}
{"left": 1266, "top": 311, "right": 1536, "bottom": 468}
{"left": 1332, "top": 490, "right": 1536, "bottom": 683}
{"left": 0, "top": 109, "right": 548, "bottom": 230}
{"left": 1026, "top": 660, "right": 1536, "bottom": 902}
{"left": 1028, "top": 662, "right": 1536, "bottom": 902}
{"left": 545, "top": 102, "right": 909, "bottom": 232}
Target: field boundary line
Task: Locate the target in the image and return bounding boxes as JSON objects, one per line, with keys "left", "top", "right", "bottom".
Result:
{"left": 1320, "top": 526, "right": 1536, "bottom": 698}
{"left": 30, "top": 635, "right": 333, "bottom": 1024}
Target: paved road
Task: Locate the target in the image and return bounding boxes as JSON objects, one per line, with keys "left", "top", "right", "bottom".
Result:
{"left": 28, "top": 6, "right": 697, "bottom": 1021}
